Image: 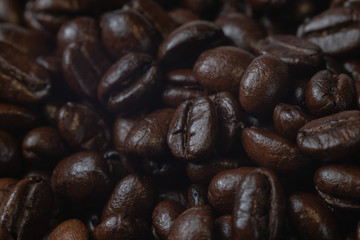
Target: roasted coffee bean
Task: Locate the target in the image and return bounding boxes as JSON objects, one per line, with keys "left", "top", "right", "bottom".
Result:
{"left": 254, "top": 35, "right": 323, "bottom": 72}
{"left": 289, "top": 193, "right": 339, "bottom": 240}
{"left": 0, "top": 177, "right": 53, "bottom": 240}
{"left": 215, "top": 13, "right": 266, "bottom": 52}
{"left": 113, "top": 115, "right": 142, "bottom": 153}
{"left": 167, "top": 205, "right": 214, "bottom": 240}
{"left": 152, "top": 200, "right": 185, "bottom": 239}
{"left": 50, "top": 219, "right": 89, "bottom": 240}
{"left": 167, "top": 97, "right": 218, "bottom": 161}
{"left": 158, "top": 20, "right": 226, "bottom": 70}
{"left": 297, "top": 7, "right": 360, "bottom": 56}
{"left": 188, "top": 184, "right": 207, "bottom": 207}
{"left": 98, "top": 52, "right": 161, "bottom": 115}
{"left": 305, "top": 70, "right": 356, "bottom": 116}
{"left": 51, "top": 151, "right": 113, "bottom": 207}
{"left": 233, "top": 168, "right": 285, "bottom": 240}
{"left": 343, "top": 59, "right": 360, "bottom": 81}
{"left": 57, "top": 102, "right": 110, "bottom": 151}
{"left": 57, "top": 16, "right": 100, "bottom": 54}
{"left": 207, "top": 167, "right": 255, "bottom": 214}
{"left": 0, "top": 103, "right": 39, "bottom": 132}
{"left": 242, "top": 126, "right": 309, "bottom": 173}
{"left": 101, "top": 9, "right": 161, "bottom": 59}
{"left": 62, "top": 41, "right": 112, "bottom": 99}
{"left": 0, "top": 178, "right": 17, "bottom": 204}
{"left": 0, "top": 130, "right": 23, "bottom": 177}
{"left": 0, "top": 0, "right": 22, "bottom": 24}
{"left": 239, "top": 55, "right": 290, "bottom": 116}
{"left": 0, "top": 41, "right": 51, "bottom": 104}
{"left": 314, "top": 164, "right": 360, "bottom": 210}
{"left": 158, "top": 188, "right": 188, "bottom": 207}
{"left": 214, "top": 215, "right": 232, "bottom": 240}
{"left": 297, "top": 110, "right": 360, "bottom": 162}
{"left": 23, "top": 169, "right": 51, "bottom": 182}
{"left": 168, "top": 8, "right": 201, "bottom": 26}
{"left": 273, "top": 103, "right": 312, "bottom": 140}
{"left": 22, "top": 126, "right": 67, "bottom": 168}
{"left": 194, "top": 46, "right": 254, "bottom": 95}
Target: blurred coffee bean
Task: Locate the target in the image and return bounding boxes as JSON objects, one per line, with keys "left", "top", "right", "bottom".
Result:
{"left": 0, "top": 103, "right": 39, "bottom": 132}
{"left": 50, "top": 219, "right": 89, "bottom": 240}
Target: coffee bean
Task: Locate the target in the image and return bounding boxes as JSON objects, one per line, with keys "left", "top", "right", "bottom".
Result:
{"left": 343, "top": 59, "right": 360, "bottom": 81}
{"left": 0, "top": 178, "right": 17, "bottom": 204}
{"left": 50, "top": 219, "right": 89, "bottom": 240}
{"left": 113, "top": 115, "right": 142, "bottom": 153}
{"left": 0, "top": 103, "right": 39, "bottom": 132}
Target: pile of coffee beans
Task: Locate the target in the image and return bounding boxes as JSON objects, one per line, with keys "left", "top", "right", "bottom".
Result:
{"left": 0, "top": 0, "right": 359, "bottom": 239}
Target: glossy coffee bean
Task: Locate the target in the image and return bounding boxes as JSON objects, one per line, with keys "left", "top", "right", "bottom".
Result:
{"left": 0, "top": 0, "right": 22, "bottom": 24}
{"left": 50, "top": 219, "right": 89, "bottom": 240}
{"left": 273, "top": 103, "right": 312, "bottom": 141}
{"left": 297, "top": 110, "right": 360, "bottom": 162}
{"left": 0, "top": 41, "right": 51, "bottom": 104}
{"left": 62, "top": 41, "right": 112, "bottom": 99}
{"left": 0, "top": 130, "right": 23, "bottom": 177}
{"left": 152, "top": 200, "right": 185, "bottom": 239}
{"left": 233, "top": 168, "right": 285, "bottom": 240}
{"left": 57, "top": 102, "right": 110, "bottom": 151}
{"left": 101, "top": 9, "right": 161, "bottom": 59}
{"left": 0, "top": 103, "right": 39, "bottom": 132}
{"left": 242, "top": 126, "right": 309, "bottom": 173}
{"left": 167, "top": 205, "right": 214, "bottom": 240}
{"left": 125, "top": 108, "right": 174, "bottom": 157}
{"left": 289, "top": 193, "right": 339, "bottom": 240}
{"left": 22, "top": 126, "right": 67, "bottom": 168}
{"left": 98, "top": 52, "right": 161, "bottom": 115}
{"left": 0, "top": 177, "right": 53, "bottom": 240}
{"left": 168, "top": 8, "right": 201, "bottom": 26}
{"left": 239, "top": 55, "right": 290, "bottom": 116}
{"left": 314, "top": 164, "right": 360, "bottom": 210}
{"left": 51, "top": 151, "right": 113, "bottom": 207}
{"left": 214, "top": 215, "right": 232, "bottom": 240}
{"left": 167, "top": 97, "right": 218, "bottom": 161}
{"left": 306, "top": 70, "right": 356, "bottom": 116}
{"left": 194, "top": 46, "right": 254, "bottom": 95}
{"left": 207, "top": 167, "right": 255, "bottom": 214}
{"left": 0, "top": 178, "right": 17, "bottom": 204}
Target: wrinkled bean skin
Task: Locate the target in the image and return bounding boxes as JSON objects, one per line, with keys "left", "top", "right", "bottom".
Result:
{"left": 0, "top": 103, "right": 39, "bottom": 132}
{"left": 0, "top": 130, "right": 23, "bottom": 177}
{"left": 194, "top": 46, "right": 254, "bottom": 95}
{"left": 239, "top": 55, "right": 290, "bottom": 116}
{"left": 0, "top": 177, "right": 53, "bottom": 240}
{"left": 167, "top": 97, "right": 218, "bottom": 161}
{"left": 214, "top": 215, "right": 232, "bottom": 240}
{"left": 297, "top": 110, "right": 360, "bottom": 162}
{"left": 305, "top": 70, "right": 356, "bottom": 116}
{"left": 232, "top": 168, "right": 285, "bottom": 240}
{"left": 314, "top": 164, "right": 360, "bottom": 210}
{"left": 167, "top": 205, "right": 214, "bottom": 240}
{"left": 289, "top": 193, "right": 339, "bottom": 240}
{"left": 49, "top": 219, "right": 89, "bottom": 240}
{"left": 98, "top": 52, "right": 162, "bottom": 115}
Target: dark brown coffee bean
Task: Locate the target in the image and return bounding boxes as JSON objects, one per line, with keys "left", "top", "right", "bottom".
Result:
{"left": 168, "top": 8, "right": 201, "bottom": 26}
{"left": 158, "top": 188, "right": 188, "bottom": 207}
{"left": 0, "top": 178, "right": 17, "bottom": 204}
{"left": 273, "top": 103, "right": 312, "bottom": 141}
{"left": 0, "top": 0, "right": 22, "bottom": 24}
{"left": 57, "top": 102, "right": 110, "bottom": 151}
{"left": 22, "top": 126, "right": 67, "bottom": 168}
{"left": 152, "top": 200, "right": 185, "bottom": 239}
{"left": 291, "top": 78, "right": 308, "bottom": 108}
{"left": 0, "top": 41, "right": 51, "bottom": 104}
{"left": 113, "top": 115, "right": 142, "bottom": 153}
{"left": 50, "top": 219, "right": 89, "bottom": 240}
{"left": 214, "top": 215, "right": 232, "bottom": 240}
{"left": 343, "top": 59, "right": 360, "bottom": 81}
{"left": 233, "top": 168, "right": 285, "bottom": 240}
{"left": 98, "top": 52, "right": 161, "bottom": 115}
{"left": 207, "top": 167, "right": 255, "bottom": 214}
{"left": 289, "top": 193, "right": 339, "bottom": 240}
{"left": 51, "top": 151, "right": 113, "bottom": 207}
{"left": 62, "top": 41, "right": 112, "bottom": 99}
{"left": 125, "top": 108, "right": 174, "bottom": 157}
{"left": 305, "top": 70, "right": 356, "bottom": 116}
{"left": 188, "top": 184, "right": 207, "bottom": 207}
{"left": 315, "top": 164, "right": 360, "bottom": 210}
{"left": 167, "top": 97, "right": 218, "bottom": 161}
{"left": 0, "top": 103, "right": 39, "bottom": 132}
{"left": 158, "top": 20, "right": 226, "bottom": 70}
{"left": 297, "top": 7, "right": 360, "bottom": 56}
{"left": 23, "top": 169, "right": 51, "bottom": 182}
{"left": 0, "top": 130, "right": 23, "bottom": 177}
{"left": 0, "top": 177, "right": 53, "bottom": 240}
{"left": 167, "top": 205, "right": 214, "bottom": 240}
{"left": 102, "top": 174, "right": 157, "bottom": 220}
{"left": 255, "top": 35, "right": 323, "bottom": 72}
{"left": 101, "top": 9, "right": 161, "bottom": 59}
{"left": 194, "top": 46, "right": 254, "bottom": 95}
{"left": 239, "top": 55, "right": 290, "bottom": 116}
{"left": 297, "top": 110, "right": 360, "bottom": 162}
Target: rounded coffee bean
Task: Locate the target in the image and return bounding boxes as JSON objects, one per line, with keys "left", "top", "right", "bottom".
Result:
{"left": 314, "top": 164, "right": 360, "bottom": 210}
{"left": 306, "top": 70, "right": 356, "bottom": 116}
{"left": 297, "top": 110, "right": 360, "bottom": 162}
{"left": 239, "top": 55, "right": 290, "bottom": 116}
{"left": 98, "top": 52, "right": 161, "bottom": 115}
{"left": 289, "top": 193, "right": 339, "bottom": 240}
{"left": 0, "top": 103, "right": 39, "bottom": 132}
{"left": 167, "top": 97, "right": 218, "bottom": 161}
{"left": 50, "top": 219, "right": 89, "bottom": 240}
{"left": 214, "top": 215, "right": 232, "bottom": 240}
{"left": 57, "top": 102, "right": 110, "bottom": 151}
{"left": 0, "top": 130, "right": 22, "bottom": 177}
{"left": 51, "top": 151, "right": 113, "bottom": 207}
{"left": 194, "top": 46, "right": 254, "bottom": 95}
{"left": 22, "top": 126, "right": 67, "bottom": 168}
